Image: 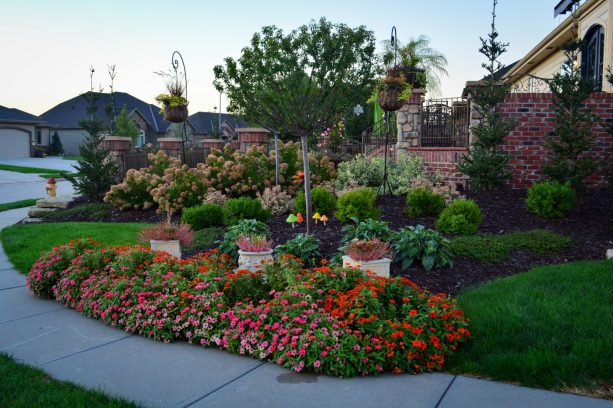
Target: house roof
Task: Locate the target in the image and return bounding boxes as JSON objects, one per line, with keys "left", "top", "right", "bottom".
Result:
{"left": 0, "top": 105, "right": 44, "bottom": 123}
{"left": 502, "top": 0, "right": 602, "bottom": 82}
{"left": 187, "top": 111, "right": 246, "bottom": 135}
{"left": 40, "top": 91, "right": 170, "bottom": 131}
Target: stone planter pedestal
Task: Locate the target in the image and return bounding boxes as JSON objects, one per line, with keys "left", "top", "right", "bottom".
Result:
{"left": 150, "top": 240, "right": 181, "bottom": 258}
{"left": 237, "top": 249, "right": 274, "bottom": 272}
{"left": 101, "top": 136, "right": 132, "bottom": 174}
{"left": 158, "top": 138, "right": 183, "bottom": 158}
{"left": 236, "top": 128, "right": 269, "bottom": 153}
{"left": 342, "top": 255, "right": 392, "bottom": 278}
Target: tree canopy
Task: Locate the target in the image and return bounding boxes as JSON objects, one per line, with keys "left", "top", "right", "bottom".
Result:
{"left": 213, "top": 17, "right": 379, "bottom": 138}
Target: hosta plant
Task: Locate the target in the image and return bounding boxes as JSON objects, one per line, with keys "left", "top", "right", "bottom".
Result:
{"left": 274, "top": 234, "right": 322, "bottom": 267}
{"left": 390, "top": 225, "right": 453, "bottom": 271}
{"left": 217, "top": 219, "right": 270, "bottom": 261}
{"left": 344, "top": 238, "right": 390, "bottom": 262}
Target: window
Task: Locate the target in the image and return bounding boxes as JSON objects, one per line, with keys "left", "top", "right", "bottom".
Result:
{"left": 581, "top": 25, "right": 604, "bottom": 91}
{"left": 36, "top": 129, "right": 42, "bottom": 144}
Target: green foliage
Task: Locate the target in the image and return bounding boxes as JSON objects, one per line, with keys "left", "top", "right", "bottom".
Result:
{"left": 0, "top": 199, "right": 38, "bottom": 212}
{"left": 334, "top": 187, "right": 380, "bottom": 222}
{"left": 64, "top": 88, "right": 119, "bottom": 201}
{"left": 390, "top": 225, "right": 453, "bottom": 271}
{"left": 42, "top": 203, "right": 111, "bottom": 222}
{"left": 457, "top": 1, "right": 515, "bottom": 190}
{"left": 334, "top": 154, "right": 426, "bottom": 196}
{"left": 526, "top": 181, "right": 575, "bottom": 219}
{"left": 181, "top": 204, "right": 225, "bottom": 230}
{"left": 49, "top": 131, "right": 63, "bottom": 156}
{"left": 450, "top": 230, "right": 572, "bottom": 264}
{"left": 223, "top": 197, "right": 271, "bottom": 226}
{"left": 217, "top": 219, "right": 270, "bottom": 261}
{"left": 340, "top": 218, "right": 392, "bottom": 243}
{"left": 437, "top": 199, "right": 482, "bottom": 235}
{"left": 448, "top": 260, "right": 613, "bottom": 391}
{"left": 406, "top": 187, "right": 445, "bottom": 217}
{"left": 543, "top": 38, "right": 597, "bottom": 190}
{"left": 294, "top": 187, "right": 336, "bottom": 214}
{"left": 114, "top": 105, "right": 141, "bottom": 143}
{"left": 274, "top": 234, "right": 322, "bottom": 267}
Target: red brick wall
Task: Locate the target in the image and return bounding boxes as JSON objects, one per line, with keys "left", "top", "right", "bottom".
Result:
{"left": 498, "top": 92, "right": 613, "bottom": 189}
{"left": 406, "top": 147, "right": 468, "bottom": 185}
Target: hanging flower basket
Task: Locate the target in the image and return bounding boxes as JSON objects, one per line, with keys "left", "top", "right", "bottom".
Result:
{"left": 377, "top": 83, "right": 406, "bottom": 112}
{"left": 164, "top": 104, "right": 189, "bottom": 123}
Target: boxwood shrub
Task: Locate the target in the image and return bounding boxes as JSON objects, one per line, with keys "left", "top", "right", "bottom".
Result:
{"left": 526, "top": 181, "right": 575, "bottom": 219}
{"left": 334, "top": 188, "right": 380, "bottom": 222}
{"left": 181, "top": 204, "right": 225, "bottom": 230}
{"left": 436, "top": 198, "right": 482, "bottom": 235}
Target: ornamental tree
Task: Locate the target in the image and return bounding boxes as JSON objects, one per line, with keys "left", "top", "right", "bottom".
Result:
{"left": 457, "top": 0, "right": 516, "bottom": 191}
{"left": 543, "top": 25, "right": 598, "bottom": 190}
{"left": 114, "top": 105, "right": 141, "bottom": 144}
{"left": 214, "top": 18, "right": 378, "bottom": 234}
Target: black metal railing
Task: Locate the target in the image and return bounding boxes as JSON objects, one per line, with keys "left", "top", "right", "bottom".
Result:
{"left": 420, "top": 97, "right": 469, "bottom": 147}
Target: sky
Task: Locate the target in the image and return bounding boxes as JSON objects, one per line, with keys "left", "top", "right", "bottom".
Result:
{"left": 1, "top": 0, "right": 568, "bottom": 116}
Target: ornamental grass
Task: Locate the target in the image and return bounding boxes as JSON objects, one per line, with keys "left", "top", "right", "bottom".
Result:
{"left": 27, "top": 239, "right": 469, "bottom": 377}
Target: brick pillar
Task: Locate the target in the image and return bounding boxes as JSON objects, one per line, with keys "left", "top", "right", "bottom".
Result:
{"left": 236, "top": 128, "right": 269, "bottom": 153}
{"left": 101, "top": 136, "right": 132, "bottom": 174}
{"left": 396, "top": 89, "right": 425, "bottom": 154}
{"left": 158, "top": 138, "right": 183, "bottom": 159}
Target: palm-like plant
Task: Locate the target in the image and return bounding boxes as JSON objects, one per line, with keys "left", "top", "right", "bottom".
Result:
{"left": 383, "top": 35, "right": 448, "bottom": 96}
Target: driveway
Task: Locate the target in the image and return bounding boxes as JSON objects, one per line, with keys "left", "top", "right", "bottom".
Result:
{"left": 0, "top": 170, "right": 75, "bottom": 204}
{"left": 0, "top": 157, "right": 78, "bottom": 173}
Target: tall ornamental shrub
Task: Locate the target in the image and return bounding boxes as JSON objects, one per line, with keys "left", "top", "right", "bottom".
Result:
{"left": 457, "top": 0, "right": 516, "bottom": 191}
{"left": 543, "top": 21, "right": 598, "bottom": 190}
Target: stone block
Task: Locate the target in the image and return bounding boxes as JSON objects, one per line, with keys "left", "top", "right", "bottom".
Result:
{"left": 27, "top": 207, "right": 56, "bottom": 218}
{"left": 36, "top": 194, "right": 75, "bottom": 209}
{"left": 607, "top": 249, "right": 613, "bottom": 259}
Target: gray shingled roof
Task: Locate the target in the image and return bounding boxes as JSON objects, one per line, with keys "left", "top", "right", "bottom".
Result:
{"left": 0, "top": 105, "right": 44, "bottom": 123}
{"left": 188, "top": 111, "right": 246, "bottom": 135}
{"left": 40, "top": 92, "right": 170, "bottom": 131}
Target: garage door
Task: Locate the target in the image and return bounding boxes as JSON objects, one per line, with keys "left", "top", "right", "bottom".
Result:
{"left": 0, "top": 128, "right": 30, "bottom": 158}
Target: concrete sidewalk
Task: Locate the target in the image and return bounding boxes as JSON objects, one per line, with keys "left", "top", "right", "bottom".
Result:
{"left": 0, "top": 209, "right": 611, "bottom": 408}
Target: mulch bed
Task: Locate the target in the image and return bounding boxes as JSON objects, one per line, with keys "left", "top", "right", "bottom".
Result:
{"left": 38, "top": 189, "right": 613, "bottom": 295}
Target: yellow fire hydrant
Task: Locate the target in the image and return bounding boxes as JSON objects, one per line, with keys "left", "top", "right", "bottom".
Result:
{"left": 46, "top": 177, "right": 57, "bottom": 197}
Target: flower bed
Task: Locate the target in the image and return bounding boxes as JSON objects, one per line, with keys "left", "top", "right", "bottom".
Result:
{"left": 27, "top": 240, "right": 469, "bottom": 377}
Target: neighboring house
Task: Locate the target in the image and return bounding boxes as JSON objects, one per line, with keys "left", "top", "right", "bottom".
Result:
{"left": 503, "top": 0, "right": 612, "bottom": 92}
{"left": 187, "top": 111, "right": 247, "bottom": 144}
{"left": 0, "top": 106, "right": 52, "bottom": 158}
{"left": 40, "top": 92, "right": 174, "bottom": 155}
{"left": 37, "top": 92, "right": 247, "bottom": 155}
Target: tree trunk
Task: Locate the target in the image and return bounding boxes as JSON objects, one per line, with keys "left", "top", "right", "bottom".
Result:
{"left": 274, "top": 132, "right": 280, "bottom": 186}
{"left": 300, "top": 135, "right": 312, "bottom": 235}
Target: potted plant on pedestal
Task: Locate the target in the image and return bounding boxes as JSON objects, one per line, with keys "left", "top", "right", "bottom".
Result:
{"left": 342, "top": 238, "right": 392, "bottom": 277}
{"left": 236, "top": 234, "right": 274, "bottom": 272}
{"left": 155, "top": 70, "right": 189, "bottom": 123}
{"left": 138, "top": 214, "right": 193, "bottom": 258}
{"left": 375, "top": 66, "right": 412, "bottom": 112}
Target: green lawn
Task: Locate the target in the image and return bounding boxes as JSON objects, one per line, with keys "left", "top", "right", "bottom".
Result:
{"left": 0, "top": 353, "right": 140, "bottom": 408}
{"left": 0, "top": 199, "right": 39, "bottom": 212}
{"left": 0, "top": 164, "right": 69, "bottom": 175}
{"left": 62, "top": 156, "right": 82, "bottom": 161}
{"left": 1, "top": 223, "right": 146, "bottom": 273}
{"left": 450, "top": 229, "right": 572, "bottom": 264}
{"left": 447, "top": 260, "right": 613, "bottom": 394}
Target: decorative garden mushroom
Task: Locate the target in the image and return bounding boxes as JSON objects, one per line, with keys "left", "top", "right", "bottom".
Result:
{"left": 313, "top": 212, "right": 321, "bottom": 224}
{"left": 320, "top": 215, "right": 329, "bottom": 226}
{"left": 296, "top": 213, "right": 304, "bottom": 224}
{"left": 286, "top": 214, "right": 298, "bottom": 228}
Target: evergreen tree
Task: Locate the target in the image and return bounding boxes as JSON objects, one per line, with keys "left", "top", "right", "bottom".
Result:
{"left": 115, "top": 105, "right": 141, "bottom": 144}
{"left": 457, "top": 0, "right": 516, "bottom": 191}
{"left": 65, "top": 68, "right": 119, "bottom": 201}
{"left": 543, "top": 21, "right": 598, "bottom": 190}
{"left": 49, "top": 131, "right": 63, "bottom": 156}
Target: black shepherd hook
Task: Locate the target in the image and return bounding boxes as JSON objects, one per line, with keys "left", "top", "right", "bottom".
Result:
{"left": 391, "top": 26, "right": 398, "bottom": 67}
{"left": 171, "top": 51, "right": 188, "bottom": 159}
